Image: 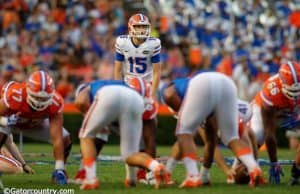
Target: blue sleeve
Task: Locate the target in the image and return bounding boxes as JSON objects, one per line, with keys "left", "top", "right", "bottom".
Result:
{"left": 115, "top": 52, "right": 125, "bottom": 61}
{"left": 151, "top": 54, "right": 160, "bottom": 63}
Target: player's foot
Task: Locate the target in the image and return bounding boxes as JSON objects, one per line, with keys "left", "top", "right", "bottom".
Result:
{"left": 80, "top": 178, "right": 99, "bottom": 190}
{"left": 165, "top": 172, "right": 175, "bottom": 185}
{"left": 289, "top": 163, "right": 300, "bottom": 186}
{"left": 51, "top": 169, "right": 68, "bottom": 185}
{"left": 74, "top": 169, "right": 86, "bottom": 184}
{"left": 249, "top": 168, "right": 265, "bottom": 187}
{"left": 289, "top": 177, "right": 300, "bottom": 186}
{"left": 124, "top": 179, "right": 136, "bottom": 188}
{"left": 153, "top": 164, "right": 167, "bottom": 189}
{"left": 137, "top": 169, "right": 147, "bottom": 184}
{"left": 179, "top": 175, "right": 202, "bottom": 188}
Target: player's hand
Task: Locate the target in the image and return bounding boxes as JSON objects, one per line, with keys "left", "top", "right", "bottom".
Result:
{"left": 7, "top": 114, "right": 19, "bottom": 126}
{"left": 22, "top": 164, "right": 35, "bottom": 174}
{"left": 52, "top": 169, "right": 68, "bottom": 185}
{"left": 144, "top": 97, "right": 154, "bottom": 111}
{"left": 269, "top": 162, "right": 284, "bottom": 184}
{"left": 225, "top": 168, "right": 236, "bottom": 184}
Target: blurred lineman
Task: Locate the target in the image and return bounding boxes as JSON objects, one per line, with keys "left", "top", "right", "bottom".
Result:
{"left": 73, "top": 80, "right": 125, "bottom": 184}
{"left": 0, "top": 70, "right": 72, "bottom": 185}
{"left": 173, "top": 72, "right": 264, "bottom": 188}
{"left": 160, "top": 76, "right": 258, "bottom": 185}
{"left": 114, "top": 13, "right": 161, "bottom": 182}
{"left": 251, "top": 61, "right": 300, "bottom": 185}
{"left": 77, "top": 78, "right": 168, "bottom": 190}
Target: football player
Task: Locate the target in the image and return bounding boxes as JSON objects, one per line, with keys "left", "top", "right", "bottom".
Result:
{"left": 172, "top": 72, "right": 263, "bottom": 188}
{"left": 0, "top": 135, "right": 34, "bottom": 174}
{"left": 0, "top": 70, "right": 72, "bottom": 185}
{"left": 73, "top": 80, "right": 125, "bottom": 184}
{"left": 250, "top": 61, "right": 300, "bottom": 185}
{"left": 114, "top": 13, "right": 161, "bottom": 182}
{"left": 160, "top": 76, "right": 258, "bottom": 185}
{"left": 77, "top": 78, "right": 168, "bottom": 190}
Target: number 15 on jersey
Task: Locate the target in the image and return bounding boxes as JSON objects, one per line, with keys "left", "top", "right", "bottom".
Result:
{"left": 128, "top": 57, "right": 147, "bottom": 74}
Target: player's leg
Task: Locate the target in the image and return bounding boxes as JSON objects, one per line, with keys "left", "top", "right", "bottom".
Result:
{"left": 141, "top": 118, "right": 157, "bottom": 158}
{"left": 79, "top": 92, "right": 118, "bottom": 190}
{"left": 75, "top": 132, "right": 108, "bottom": 184}
{"left": 289, "top": 143, "right": 300, "bottom": 185}
{"left": 0, "top": 153, "right": 23, "bottom": 174}
{"left": 217, "top": 78, "right": 264, "bottom": 187}
{"left": 176, "top": 76, "right": 213, "bottom": 188}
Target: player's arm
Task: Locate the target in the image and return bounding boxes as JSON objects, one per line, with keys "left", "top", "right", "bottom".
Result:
{"left": 74, "top": 86, "right": 91, "bottom": 114}
{"left": 114, "top": 60, "right": 123, "bottom": 80}
{"left": 151, "top": 62, "right": 161, "bottom": 98}
{"left": 49, "top": 112, "right": 64, "bottom": 162}
{"left": 4, "top": 135, "right": 34, "bottom": 174}
{"left": 150, "top": 39, "right": 162, "bottom": 98}
{"left": 114, "top": 37, "right": 125, "bottom": 80}
{"left": 161, "top": 84, "right": 181, "bottom": 112}
{"left": 261, "top": 105, "right": 277, "bottom": 162}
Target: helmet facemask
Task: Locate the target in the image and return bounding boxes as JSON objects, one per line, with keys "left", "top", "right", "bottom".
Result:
{"left": 281, "top": 83, "right": 300, "bottom": 100}
{"left": 26, "top": 88, "right": 54, "bottom": 111}
{"left": 129, "top": 24, "right": 150, "bottom": 39}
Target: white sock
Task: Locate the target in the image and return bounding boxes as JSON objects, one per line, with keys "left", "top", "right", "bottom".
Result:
{"left": 166, "top": 157, "right": 178, "bottom": 174}
{"left": 84, "top": 161, "right": 96, "bottom": 179}
{"left": 147, "top": 160, "right": 160, "bottom": 171}
{"left": 182, "top": 156, "right": 199, "bottom": 176}
{"left": 238, "top": 154, "right": 258, "bottom": 172}
{"left": 55, "top": 160, "right": 65, "bottom": 170}
{"left": 125, "top": 164, "right": 137, "bottom": 181}
{"left": 200, "top": 166, "right": 210, "bottom": 183}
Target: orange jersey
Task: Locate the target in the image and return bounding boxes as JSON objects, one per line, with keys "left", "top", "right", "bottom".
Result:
{"left": 253, "top": 74, "right": 300, "bottom": 115}
{"left": 1, "top": 81, "right": 64, "bottom": 120}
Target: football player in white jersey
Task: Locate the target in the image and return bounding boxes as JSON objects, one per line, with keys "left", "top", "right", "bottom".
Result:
{"left": 114, "top": 13, "right": 162, "bottom": 182}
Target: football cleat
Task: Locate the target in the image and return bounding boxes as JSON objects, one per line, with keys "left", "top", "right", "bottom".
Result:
{"left": 80, "top": 178, "right": 99, "bottom": 190}
{"left": 124, "top": 179, "right": 136, "bottom": 188}
{"left": 179, "top": 175, "right": 202, "bottom": 188}
{"left": 289, "top": 163, "right": 300, "bottom": 186}
{"left": 249, "top": 168, "right": 265, "bottom": 187}
{"left": 74, "top": 169, "right": 86, "bottom": 184}
{"left": 52, "top": 169, "right": 68, "bottom": 185}
{"left": 153, "top": 164, "right": 168, "bottom": 189}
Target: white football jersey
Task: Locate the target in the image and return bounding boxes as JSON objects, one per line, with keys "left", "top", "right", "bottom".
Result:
{"left": 238, "top": 99, "right": 252, "bottom": 123}
{"left": 115, "top": 35, "right": 161, "bottom": 82}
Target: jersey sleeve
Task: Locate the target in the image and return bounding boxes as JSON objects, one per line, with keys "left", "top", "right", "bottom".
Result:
{"left": 115, "top": 36, "right": 125, "bottom": 61}
{"left": 49, "top": 92, "right": 64, "bottom": 115}
{"left": 259, "top": 81, "right": 281, "bottom": 107}
{"left": 1, "top": 82, "right": 23, "bottom": 110}
{"left": 150, "top": 38, "right": 161, "bottom": 63}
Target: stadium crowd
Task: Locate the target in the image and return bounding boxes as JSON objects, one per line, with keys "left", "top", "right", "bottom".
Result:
{"left": 0, "top": 0, "right": 299, "bottom": 102}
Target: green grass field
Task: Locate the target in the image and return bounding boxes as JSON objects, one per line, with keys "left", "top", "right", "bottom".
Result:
{"left": 2, "top": 143, "right": 300, "bottom": 194}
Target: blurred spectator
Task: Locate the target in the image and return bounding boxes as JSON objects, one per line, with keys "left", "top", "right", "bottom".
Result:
{"left": 0, "top": 0, "right": 300, "bottom": 102}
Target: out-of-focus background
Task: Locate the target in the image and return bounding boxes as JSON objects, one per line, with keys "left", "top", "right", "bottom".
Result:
{"left": 2, "top": 0, "right": 300, "bottom": 102}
